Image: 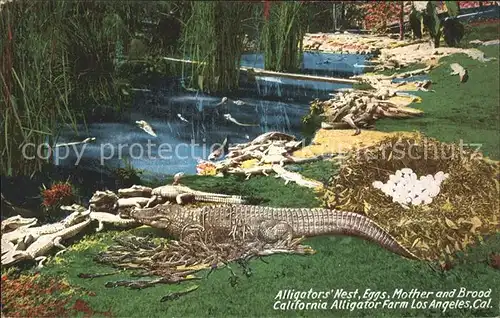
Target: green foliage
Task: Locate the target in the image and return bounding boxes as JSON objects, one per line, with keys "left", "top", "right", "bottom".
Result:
{"left": 113, "top": 158, "right": 143, "bottom": 188}
{"left": 410, "top": 1, "right": 464, "bottom": 47}
{"left": 444, "top": 1, "right": 460, "bottom": 17}
{"left": 128, "top": 38, "right": 148, "bottom": 60}
{"left": 301, "top": 99, "right": 325, "bottom": 141}
{"left": 443, "top": 18, "right": 465, "bottom": 47}
{"left": 409, "top": 9, "right": 423, "bottom": 39}
{"left": 425, "top": 1, "right": 442, "bottom": 48}
{"left": 259, "top": 2, "right": 306, "bottom": 72}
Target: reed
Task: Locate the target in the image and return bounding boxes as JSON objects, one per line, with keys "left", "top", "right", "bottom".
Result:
{"left": 259, "top": 1, "right": 306, "bottom": 72}
{"left": 0, "top": 0, "right": 150, "bottom": 177}
{"left": 1, "top": 1, "right": 76, "bottom": 176}
{"left": 181, "top": 1, "right": 251, "bottom": 93}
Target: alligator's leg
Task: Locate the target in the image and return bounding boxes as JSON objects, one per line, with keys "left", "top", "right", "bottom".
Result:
{"left": 14, "top": 234, "right": 36, "bottom": 251}
{"left": 257, "top": 219, "right": 294, "bottom": 248}
{"left": 342, "top": 114, "right": 361, "bottom": 136}
{"left": 53, "top": 237, "right": 68, "bottom": 257}
{"left": 96, "top": 220, "right": 104, "bottom": 232}
{"left": 34, "top": 256, "right": 48, "bottom": 268}
{"left": 144, "top": 195, "right": 158, "bottom": 208}
{"left": 180, "top": 224, "right": 205, "bottom": 242}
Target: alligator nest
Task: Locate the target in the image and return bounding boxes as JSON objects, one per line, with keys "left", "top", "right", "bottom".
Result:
{"left": 95, "top": 234, "right": 311, "bottom": 287}
{"left": 323, "top": 133, "right": 499, "bottom": 261}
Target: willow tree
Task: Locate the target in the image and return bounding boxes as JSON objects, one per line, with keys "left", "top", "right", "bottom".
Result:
{"left": 259, "top": 1, "right": 306, "bottom": 72}
{"left": 181, "top": 1, "right": 251, "bottom": 93}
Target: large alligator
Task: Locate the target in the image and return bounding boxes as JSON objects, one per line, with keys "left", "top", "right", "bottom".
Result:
{"left": 129, "top": 204, "right": 419, "bottom": 260}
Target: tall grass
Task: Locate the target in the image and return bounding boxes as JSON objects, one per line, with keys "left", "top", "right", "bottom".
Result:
{"left": 259, "top": 1, "right": 306, "bottom": 72}
{"left": 0, "top": 0, "right": 173, "bottom": 177}
{"left": 1, "top": 1, "right": 77, "bottom": 177}
{"left": 181, "top": 1, "right": 252, "bottom": 93}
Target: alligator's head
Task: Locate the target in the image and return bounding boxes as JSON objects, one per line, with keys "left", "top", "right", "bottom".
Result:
{"left": 63, "top": 209, "right": 91, "bottom": 226}
{"left": 89, "top": 190, "right": 119, "bottom": 206}
{"left": 1, "top": 215, "right": 38, "bottom": 232}
{"left": 1, "top": 249, "right": 30, "bottom": 266}
{"left": 129, "top": 204, "right": 179, "bottom": 229}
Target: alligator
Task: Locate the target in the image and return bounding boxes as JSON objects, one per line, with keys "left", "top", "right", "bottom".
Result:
{"left": 90, "top": 212, "right": 139, "bottom": 232}
{"left": 1, "top": 217, "right": 92, "bottom": 267}
{"left": 144, "top": 185, "right": 247, "bottom": 207}
{"left": 1, "top": 215, "right": 38, "bottom": 233}
{"left": 2, "top": 209, "right": 90, "bottom": 245}
{"left": 1, "top": 238, "right": 15, "bottom": 256}
{"left": 129, "top": 204, "right": 419, "bottom": 260}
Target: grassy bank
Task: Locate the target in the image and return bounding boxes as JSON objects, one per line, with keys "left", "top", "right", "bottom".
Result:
{"left": 376, "top": 45, "right": 500, "bottom": 159}
{"left": 3, "top": 161, "right": 499, "bottom": 317}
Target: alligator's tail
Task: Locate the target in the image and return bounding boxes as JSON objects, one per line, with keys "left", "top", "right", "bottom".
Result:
{"left": 194, "top": 195, "right": 246, "bottom": 205}
{"left": 295, "top": 208, "right": 420, "bottom": 260}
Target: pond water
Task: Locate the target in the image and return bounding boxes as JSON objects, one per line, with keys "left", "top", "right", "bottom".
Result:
{"left": 54, "top": 52, "right": 370, "bottom": 180}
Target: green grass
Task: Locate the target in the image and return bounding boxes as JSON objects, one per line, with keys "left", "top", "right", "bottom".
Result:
{"left": 4, "top": 160, "right": 497, "bottom": 317}
{"left": 376, "top": 45, "right": 500, "bottom": 159}
{"left": 460, "top": 23, "right": 500, "bottom": 48}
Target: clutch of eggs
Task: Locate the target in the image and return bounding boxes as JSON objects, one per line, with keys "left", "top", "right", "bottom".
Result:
{"left": 372, "top": 168, "right": 449, "bottom": 206}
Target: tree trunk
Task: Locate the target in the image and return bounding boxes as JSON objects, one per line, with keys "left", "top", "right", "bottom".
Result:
{"left": 332, "top": 3, "right": 337, "bottom": 32}
{"left": 340, "top": 2, "right": 345, "bottom": 30}
{"left": 399, "top": 2, "right": 405, "bottom": 40}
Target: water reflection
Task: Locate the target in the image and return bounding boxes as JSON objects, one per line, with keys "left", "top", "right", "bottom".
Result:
{"left": 55, "top": 52, "right": 368, "bottom": 178}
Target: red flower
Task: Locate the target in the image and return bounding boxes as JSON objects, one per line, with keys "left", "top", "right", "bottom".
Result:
{"left": 42, "top": 182, "right": 73, "bottom": 207}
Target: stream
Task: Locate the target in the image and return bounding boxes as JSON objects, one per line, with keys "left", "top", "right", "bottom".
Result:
{"left": 53, "top": 52, "right": 370, "bottom": 180}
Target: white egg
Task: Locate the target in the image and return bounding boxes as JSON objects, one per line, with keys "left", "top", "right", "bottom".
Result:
{"left": 412, "top": 197, "right": 423, "bottom": 205}
{"left": 443, "top": 173, "right": 449, "bottom": 179}
{"left": 420, "top": 190, "right": 429, "bottom": 200}
{"left": 423, "top": 197, "right": 433, "bottom": 205}
{"left": 372, "top": 181, "right": 384, "bottom": 189}
{"left": 429, "top": 185, "right": 440, "bottom": 198}
{"left": 406, "top": 197, "right": 412, "bottom": 203}
{"left": 401, "top": 168, "right": 413, "bottom": 175}
{"left": 395, "top": 170, "right": 402, "bottom": 178}
{"left": 413, "top": 183, "right": 423, "bottom": 193}
{"left": 435, "top": 171, "right": 444, "bottom": 179}
{"left": 381, "top": 184, "right": 391, "bottom": 194}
